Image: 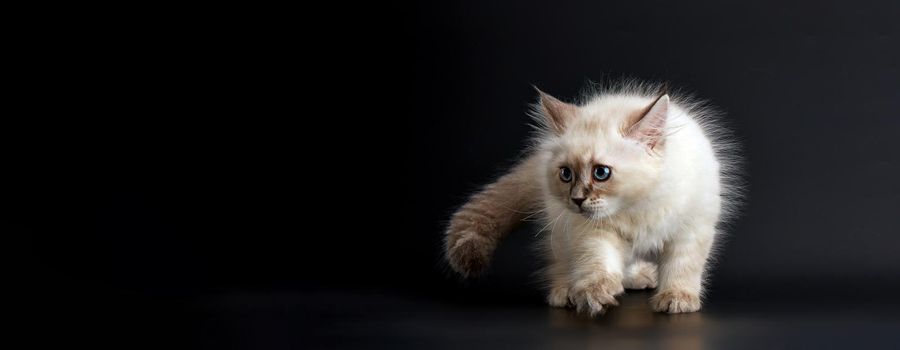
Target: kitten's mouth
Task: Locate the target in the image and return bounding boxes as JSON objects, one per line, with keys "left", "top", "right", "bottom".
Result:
{"left": 578, "top": 209, "right": 607, "bottom": 220}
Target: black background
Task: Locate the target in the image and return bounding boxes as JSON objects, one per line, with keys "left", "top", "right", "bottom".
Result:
{"left": 409, "top": 0, "right": 900, "bottom": 295}
{"left": 15, "top": 1, "right": 900, "bottom": 349}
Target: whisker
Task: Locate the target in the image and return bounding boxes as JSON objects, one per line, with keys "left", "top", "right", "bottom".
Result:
{"left": 536, "top": 210, "right": 564, "bottom": 237}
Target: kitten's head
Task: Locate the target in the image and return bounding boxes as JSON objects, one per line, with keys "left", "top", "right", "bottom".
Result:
{"left": 536, "top": 89, "right": 670, "bottom": 219}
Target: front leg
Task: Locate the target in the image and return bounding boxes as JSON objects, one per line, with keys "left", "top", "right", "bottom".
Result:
{"left": 651, "top": 225, "right": 715, "bottom": 313}
{"left": 545, "top": 257, "right": 570, "bottom": 308}
{"left": 567, "top": 232, "right": 626, "bottom": 316}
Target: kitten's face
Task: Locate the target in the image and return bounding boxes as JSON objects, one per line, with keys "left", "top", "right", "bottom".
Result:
{"left": 546, "top": 129, "right": 662, "bottom": 219}
{"left": 538, "top": 92, "right": 669, "bottom": 219}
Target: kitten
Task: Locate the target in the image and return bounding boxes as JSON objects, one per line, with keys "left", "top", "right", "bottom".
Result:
{"left": 445, "top": 81, "right": 741, "bottom": 315}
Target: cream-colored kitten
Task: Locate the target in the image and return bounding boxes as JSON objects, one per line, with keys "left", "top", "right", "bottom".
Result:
{"left": 445, "top": 81, "right": 741, "bottom": 315}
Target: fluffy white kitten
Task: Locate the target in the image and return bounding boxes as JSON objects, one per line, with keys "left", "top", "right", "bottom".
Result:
{"left": 445, "top": 81, "right": 741, "bottom": 315}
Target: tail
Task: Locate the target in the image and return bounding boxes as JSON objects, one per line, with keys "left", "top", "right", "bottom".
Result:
{"left": 445, "top": 153, "right": 543, "bottom": 278}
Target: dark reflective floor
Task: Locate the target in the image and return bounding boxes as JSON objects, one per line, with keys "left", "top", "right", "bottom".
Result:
{"left": 24, "top": 235, "right": 900, "bottom": 349}
{"left": 188, "top": 288, "right": 900, "bottom": 349}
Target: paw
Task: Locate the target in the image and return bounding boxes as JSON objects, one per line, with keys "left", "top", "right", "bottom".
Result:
{"left": 568, "top": 274, "right": 624, "bottom": 316}
{"left": 446, "top": 232, "right": 495, "bottom": 278}
{"left": 623, "top": 261, "right": 658, "bottom": 290}
{"left": 547, "top": 285, "right": 570, "bottom": 308}
{"left": 651, "top": 289, "right": 701, "bottom": 313}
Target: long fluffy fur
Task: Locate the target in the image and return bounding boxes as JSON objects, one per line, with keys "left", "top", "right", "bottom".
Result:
{"left": 445, "top": 79, "right": 743, "bottom": 315}
{"left": 527, "top": 79, "right": 744, "bottom": 220}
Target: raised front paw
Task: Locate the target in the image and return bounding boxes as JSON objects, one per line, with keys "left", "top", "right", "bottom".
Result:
{"left": 651, "top": 289, "right": 701, "bottom": 313}
{"left": 568, "top": 274, "right": 624, "bottom": 316}
{"left": 446, "top": 232, "right": 496, "bottom": 278}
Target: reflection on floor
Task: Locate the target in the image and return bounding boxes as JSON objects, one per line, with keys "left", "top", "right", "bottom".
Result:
{"left": 195, "top": 289, "right": 900, "bottom": 349}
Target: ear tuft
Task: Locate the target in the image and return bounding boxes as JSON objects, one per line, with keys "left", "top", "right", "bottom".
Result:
{"left": 627, "top": 94, "right": 669, "bottom": 149}
{"left": 535, "top": 87, "right": 577, "bottom": 134}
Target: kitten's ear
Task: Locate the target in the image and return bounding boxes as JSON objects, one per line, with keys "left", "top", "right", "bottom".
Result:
{"left": 626, "top": 94, "right": 669, "bottom": 149}
{"left": 535, "top": 87, "right": 577, "bottom": 134}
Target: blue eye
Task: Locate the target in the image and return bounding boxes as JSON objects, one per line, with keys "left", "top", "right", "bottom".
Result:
{"left": 559, "top": 167, "right": 573, "bottom": 182}
{"left": 593, "top": 165, "right": 611, "bottom": 182}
